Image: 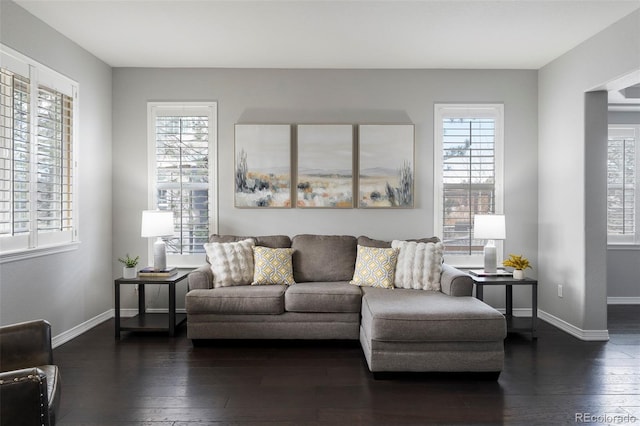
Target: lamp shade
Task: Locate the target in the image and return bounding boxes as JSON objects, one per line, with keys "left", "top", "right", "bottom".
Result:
{"left": 473, "top": 214, "right": 506, "bottom": 240}
{"left": 141, "top": 210, "right": 175, "bottom": 238}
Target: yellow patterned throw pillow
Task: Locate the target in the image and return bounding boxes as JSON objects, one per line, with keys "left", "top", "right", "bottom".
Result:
{"left": 349, "top": 245, "right": 399, "bottom": 289}
{"left": 252, "top": 246, "right": 296, "bottom": 286}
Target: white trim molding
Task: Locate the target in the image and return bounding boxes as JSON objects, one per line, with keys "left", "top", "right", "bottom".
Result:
{"left": 51, "top": 307, "right": 188, "bottom": 348}
{"left": 0, "top": 242, "right": 80, "bottom": 264}
{"left": 497, "top": 308, "right": 532, "bottom": 317}
{"left": 433, "top": 103, "right": 505, "bottom": 268}
{"left": 52, "top": 310, "right": 112, "bottom": 348}
{"left": 538, "top": 310, "right": 609, "bottom": 341}
{"left": 608, "top": 297, "right": 640, "bottom": 305}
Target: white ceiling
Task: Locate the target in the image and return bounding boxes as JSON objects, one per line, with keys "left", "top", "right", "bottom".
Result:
{"left": 13, "top": 0, "right": 640, "bottom": 69}
{"left": 609, "top": 83, "right": 640, "bottom": 111}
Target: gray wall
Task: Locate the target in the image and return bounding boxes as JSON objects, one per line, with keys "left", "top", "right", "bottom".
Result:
{"left": 609, "top": 111, "right": 640, "bottom": 125}
{"left": 607, "top": 111, "right": 640, "bottom": 299}
{"left": 113, "top": 68, "right": 539, "bottom": 311}
{"left": 584, "top": 91, "right": 609, "bottom": 330}
{"left": 0, "top": 2, "right": 113, "bottom": 336}
{"left": 538, "top": 10, "right": 640, "bottom": 334}
{"left": 608, "top": 250, "right": 640, "bottom": 298}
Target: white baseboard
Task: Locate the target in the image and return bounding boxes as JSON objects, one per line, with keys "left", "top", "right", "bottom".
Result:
{"left": 146, "top": 308, "right": 187, "bottom": 314}
{"left": 487, "top": 308, "right": 609, "bottom": 341}
{"left": 51, "top": 308, "right": 187, "bottom": 348}
{"left": 608, "top": 297, "right": 640, "bottom": 305}
{"left": 51, "top": 304, "right": 622, "bottom": 347}
{"left": 119, "top": 308, "right": 187, "bottom": 315}
{"left": 497, "top": 308, "right": 532, "bottom": 316}
{"left": 52, "top": 310, "right": 113, "bottom": 348}
{"left": 538, "top": 309, "right": 609, "bottom": 341}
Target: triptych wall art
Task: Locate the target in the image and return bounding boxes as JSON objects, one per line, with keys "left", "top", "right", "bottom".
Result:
{"left": 234, "top": 123, "right": 414, "bottom": 209}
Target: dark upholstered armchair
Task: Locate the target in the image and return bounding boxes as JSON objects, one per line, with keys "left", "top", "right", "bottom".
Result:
{"left": 0, "top": 319, "right": 61, "bottom": 426}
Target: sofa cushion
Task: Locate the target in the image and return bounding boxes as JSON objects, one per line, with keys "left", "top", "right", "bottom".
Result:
{"left": 285, "top": 282, "right": 362, "bottom": 313}
{"left": 204, "top": 239, "right": 255, "bottom": 288}
{"left": 209, "top": 234, "right": 292, "bottom": 248}
{"left": 391, "top": 240, "right": 444, "bottom": 291}
{"left": 357, "top": 235, "right": 440, "bottom": 248}
{"left": 349, "top": 245, "right": 399, "bottom": 289}
{"left": 292, "top": 234, "right": 357, "bottom": 282}
{"left": 186, "top": 286, "right": 286, "bottom": 315}
{"left": 361, "top": 288, "right": 506, "bottom": 342}
{"left": 252, "top": 246, "right": 295, "bottom": 286}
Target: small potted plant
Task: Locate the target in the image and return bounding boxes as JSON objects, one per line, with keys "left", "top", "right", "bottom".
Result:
{"left": 118, "top": 254, "right": 140, "bottom": 279}
{"left": 502, "top": 254, "right": 531, "bottom": 280}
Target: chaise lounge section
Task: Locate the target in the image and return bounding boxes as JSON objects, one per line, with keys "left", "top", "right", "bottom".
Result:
{"left": 360, "top": 287, "right": 506, "bottom": 373}
{"left": 186, "top": 234, "right": 507, "bottom": 376}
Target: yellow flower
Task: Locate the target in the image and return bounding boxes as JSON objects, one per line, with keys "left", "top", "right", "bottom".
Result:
{"left": 502, "top": 254, "right": 531, "bottom": 270}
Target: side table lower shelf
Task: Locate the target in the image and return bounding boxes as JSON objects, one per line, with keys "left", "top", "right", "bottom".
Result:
{"left": 505, "top": 315, "right": 535, "bottom": 335}
{"left": 119, "top": 313, "right": 187, "bottom": 332}
{"left": 470, "top": 273, "right": 538, "bottom": 339}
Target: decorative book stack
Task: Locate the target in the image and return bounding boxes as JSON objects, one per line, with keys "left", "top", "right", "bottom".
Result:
{"left": 138, "top": 266, "right": 178, "bottom": 278}
{"left": 468, "top": 269, "right": 512, "bottom": 277}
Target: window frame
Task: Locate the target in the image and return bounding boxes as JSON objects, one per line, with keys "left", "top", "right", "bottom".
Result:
{"left": 607, "top": 124, "right": 640, "bottom": 246}
{"left": 0, "top": 45, "right": 79, "bottom": 263}
{"left": 434, "top": 103, "right": 504, "bottom": 267}
{"left": 147, "top": 102, "right": 218, "bottom": 268}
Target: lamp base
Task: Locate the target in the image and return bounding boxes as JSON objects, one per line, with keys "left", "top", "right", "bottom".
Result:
{"left": 483, "top": 243, "right": 497, "bottom": 274}
{"left": 153, "top": 238, "right": 167, "bottom": 271}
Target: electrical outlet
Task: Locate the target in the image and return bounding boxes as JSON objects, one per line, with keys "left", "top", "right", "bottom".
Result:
{"left": 558, "top": 284, "right": 563, "bottom": 298}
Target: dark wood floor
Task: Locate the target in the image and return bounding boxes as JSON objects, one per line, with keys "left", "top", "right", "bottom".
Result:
{"left": 55, "top": 306, "right": 640, "bottom": 425}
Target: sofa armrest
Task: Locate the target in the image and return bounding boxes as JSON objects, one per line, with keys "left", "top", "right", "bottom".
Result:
{"left": 0, "top": 319, "right": 53, "bottom": 372}
{"left": 188, "top": 264, "right": 214, "bottom": 290}
{"left": 0, "top": 367, "right": 51, "bottom": 426}
{"left": 440, "top": 264, "right": 474, "bottom": 297}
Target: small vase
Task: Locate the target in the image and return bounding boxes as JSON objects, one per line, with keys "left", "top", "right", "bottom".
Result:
{"left": 513, "top": 269, "right": 525, "bottom": 280}
{"left": 123, "top": 267, "right": 137, "bottom": 279}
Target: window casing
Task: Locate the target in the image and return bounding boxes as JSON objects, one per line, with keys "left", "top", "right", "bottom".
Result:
{"left": 1, "top": 45, "right": 78, "bottom": 259}
{"left": 607, "top": 125, "right": 639, "bottom": 245}
{"left": 434, "top": 104, "right": 504, "bottom": 267}
{"left": 148, "top": 103, "right": 217, "bottom": 267}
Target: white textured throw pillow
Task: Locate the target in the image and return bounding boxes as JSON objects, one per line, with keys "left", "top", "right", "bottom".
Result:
{"left": 204, "top": 239, "right": 255, "bottom": 288}
{"left": 391, "top": 240, "right": 444, "bottom": 291}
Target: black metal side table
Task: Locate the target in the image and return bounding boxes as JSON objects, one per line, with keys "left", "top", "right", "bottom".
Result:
{"left": 470, "top": 274, "right": 538, "bottom": 339}
{"left": 114, "top": 270, "right": 190, "bottom": 339}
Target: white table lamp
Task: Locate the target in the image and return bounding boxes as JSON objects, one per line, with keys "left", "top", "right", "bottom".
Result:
{"left": 473, "top": 214, "right": 506, "bottom": 274}
{"left": 141, "top": 210, "right": 174, "bottom": 271}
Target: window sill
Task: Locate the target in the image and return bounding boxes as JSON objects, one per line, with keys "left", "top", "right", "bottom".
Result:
{"left": 0, "top": 241, "right": 81, "bottom": 264}
{"left": 607, "top": 244, "right": 640, "bottom": 251}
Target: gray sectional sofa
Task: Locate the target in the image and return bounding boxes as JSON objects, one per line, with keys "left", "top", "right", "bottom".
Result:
{"left": 186, "top": 234, "right": 506, "bottom": 376}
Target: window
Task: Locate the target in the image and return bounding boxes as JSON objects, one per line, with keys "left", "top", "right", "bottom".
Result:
{"left": 607, "top": 125, "right": 639, "bottom": 245}
{"left": 1, "top": 45, "right": 78, "bottom": 259}
{"left": 148, "top": 103, "right": 217, "bottom": 267}
{"left": 434, "top": 104, "right": 504, "bottom": 266}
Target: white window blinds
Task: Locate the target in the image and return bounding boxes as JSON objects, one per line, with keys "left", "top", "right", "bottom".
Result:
{"left": 0, "top": 68, "right": 30, "bottom": 236}
{"left": 1, "top": 45, "right": 78, "bottom": 256}
{"left": 434, "top": 104, "right": 504, "bottom": 265}
{"left": 608, "top": 126, "right": 638, "bottom": 244}
{"left": 37, "top": 86, "right": 74, "bottom": 233}
{"left": 149, "top": 103, "right": 217, "bottom": 266}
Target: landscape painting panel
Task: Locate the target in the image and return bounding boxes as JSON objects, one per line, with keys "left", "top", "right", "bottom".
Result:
{"left": 359, "top": 124, "right": 414, "bottom": 208}
{"left": 297, "top": 125, "right": 353, "bottom": 208}
{"left": 235, "top": 124, "right": 291, "bottom": 208}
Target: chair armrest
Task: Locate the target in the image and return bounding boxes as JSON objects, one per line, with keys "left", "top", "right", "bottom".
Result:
{"left": 0, "top": 367, "right": 51, "bottom": 426}
{"left": 188, "top": 264, "right": 214, "bottom": 290}
{"left": 0, "top": 319, "right": 53, "bottom": 372}
{"left": 440, "top": 264, "right": 474, "bottom": 297}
